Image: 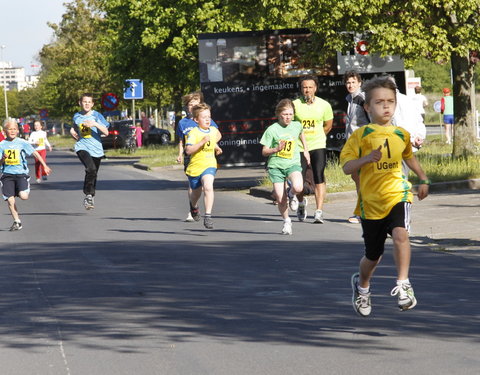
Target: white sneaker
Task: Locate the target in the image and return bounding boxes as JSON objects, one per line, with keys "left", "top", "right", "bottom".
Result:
{"left": 36, "top": 178, "right": 41, "bottom": 183}
{"left": 185, "top": 212, "right": 195, "bottom": 222}
{"left": 281, "top": 221, "right": 292, "bottom": 235}
{"left": 287, "top": 187, "right": 299, "bottom": 211}
{"left": 348, "top": 215, "right": 361, "bottom": 224}
{"left": 351, "top": 273, "right": 371, "bottom": 317}
{"left": 296, "top": 197, "right": 308, "bottom": 222}
{"left": 390, "top": 282, "right": 417, "bottom": 311}
{"left": 314, "top": 210, "right": 324, "bottom": 223}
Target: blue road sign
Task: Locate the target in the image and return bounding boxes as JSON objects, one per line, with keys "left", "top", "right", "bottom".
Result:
{"left": 124, "top": 79, "right": 144, "bottom": 99}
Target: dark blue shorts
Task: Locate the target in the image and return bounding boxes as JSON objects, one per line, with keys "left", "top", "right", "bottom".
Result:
{"left": 187, "top": 167, "right": 217, "bottom": 190}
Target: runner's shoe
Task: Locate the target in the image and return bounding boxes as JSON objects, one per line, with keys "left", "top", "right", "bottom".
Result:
{"left": 204, "top": 215, "right": 214, "bottom": 229}
{"left": 351, "top": 272, "right": 371, "bottom": 317}
{"left": 296, "top": 197, "right": 308, "bottom": 222}
{"left": 9, "top": 221, "right": 22, "bottom": 231}
{"left": 390, "top": 282, "right": 417, "bottom": 311}
{"left": 281, "top": 221, "right": 292, "bottom": 235}
{"left": 313, "top": 209, "right": 324, "bottom": 224}
{"left": 190, "top": 206, "right": 201, "bottom": 221}
{"left": 185, "top": 212, "right": 195, "bottom": 222}
{"left": 348, "top": 215, "right": 361, "bottom": 224}
{"left": 287, "top": 187, "right": 299, "bottom": 211}
{"left": 84, "top": 194, "right": 94, "bottom": 210}
{"left": 42, "top": 175, "right": 48, "bottom": 181}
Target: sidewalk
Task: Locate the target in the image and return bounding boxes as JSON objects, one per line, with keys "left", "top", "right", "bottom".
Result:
{"left": 134, "top": 163, "right": 480, "bottom": 253}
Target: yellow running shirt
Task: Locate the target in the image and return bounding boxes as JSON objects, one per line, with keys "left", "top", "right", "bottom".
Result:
{"left": 185, "top": 126, "right": 220, "bottom": 177}
{"left": 293, "top": 96, "right": 333, "bottom": 151}
{"left": 340, "top": 124, "right": 414, "bottom": 220}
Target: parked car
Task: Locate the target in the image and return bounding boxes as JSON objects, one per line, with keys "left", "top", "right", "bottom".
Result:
{"left": 101, "top": 120, "right": 136, "bottom": 149}
{"left": 46, "top": 121, "right": 71, "bottom": 136}
{"left": 144, "top": 125, "right": 171, "bottom": 146}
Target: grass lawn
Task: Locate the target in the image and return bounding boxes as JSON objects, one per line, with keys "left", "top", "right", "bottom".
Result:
{"left": 50, "top": 134, "right": 480, "bottom": 193}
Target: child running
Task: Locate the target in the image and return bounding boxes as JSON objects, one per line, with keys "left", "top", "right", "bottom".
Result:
{"left": 70, "top": 93, "right": 110, "bottom": 210}
{"left": 28, "top": 120, "right": 52, "bottom": 183}
{"left": 340, "top": 76, "right": 429, "bottom": 317}
{"left": 185, "top": 103, "right": 222, "bottom": 229}
{"left": 260, "top": 99, "right": 310, "bottom": 235}
{"left": 0, "top": 119, "right": 52, "bottom": 231}
{"left": 177, "top": 91, "right": 220, "bottom": 222}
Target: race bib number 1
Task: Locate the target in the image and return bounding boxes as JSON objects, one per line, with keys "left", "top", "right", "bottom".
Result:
{"left": 4, "top": 149, "right": 20, "bottom": 165}
{"left": 371, "top": 137, "right": 401, "bottom": 174}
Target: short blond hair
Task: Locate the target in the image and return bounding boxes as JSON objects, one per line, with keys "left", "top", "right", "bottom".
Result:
{"left": 3, "top": 119, "right": 19, "bottom": 130}
{"left": 191, "top": 103, "right": 211, "bottom": 119}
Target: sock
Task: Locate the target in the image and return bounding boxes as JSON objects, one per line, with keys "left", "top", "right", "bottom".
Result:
{"left": 205, "top": 213, "right": 212, "bottom": 217}
{"left": 397, "top": 278, "right": 410, "bottom": 286}
{"left": 284, "top": 217, "right": 291, "bottom": 223}
{"left": 358, "top": 285, "right": 370, "bottom": 294}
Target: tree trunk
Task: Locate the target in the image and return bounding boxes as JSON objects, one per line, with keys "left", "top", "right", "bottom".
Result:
{"left": 451, "top": 52, "right": 476, "bottom": 157}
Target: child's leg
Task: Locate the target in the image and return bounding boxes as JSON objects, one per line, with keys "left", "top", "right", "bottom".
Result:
{"left": 7, "top": 196, "right": 21, "bottom": 222}
{"left": 391, "top": 227, "right": 411, "bottom": 280}
{"left": 359, "top": 256, "right": 381, "bottom": 289}
{"left": 189, "top": 186, "right": 202, "bottom": 209}
{"left": 272, "top": 181, "right": 288, "bottom": 219}
{"left": 288, "top": 170, "right": 303, "bottom": 195}
{"left": 201, "top": 174, "right": 215, "bottom": 214}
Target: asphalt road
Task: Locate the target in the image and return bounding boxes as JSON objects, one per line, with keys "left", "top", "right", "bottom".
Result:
{"left": 1, "top": 151, "right": 479, "bottom": 375}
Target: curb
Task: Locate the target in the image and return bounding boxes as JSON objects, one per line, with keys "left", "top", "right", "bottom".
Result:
{"left": 249, "top": 178, "right": 480, "bottom": 202}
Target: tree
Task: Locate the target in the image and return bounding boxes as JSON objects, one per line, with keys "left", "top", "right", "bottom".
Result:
{"left": 37, "top": 0, "right": 115, "bottom": 119}
{"left": 293, "top": 0, "right": 480, "bottom": 157}
{"left": 100, "top": 0, "right": 279, "bottom": 113}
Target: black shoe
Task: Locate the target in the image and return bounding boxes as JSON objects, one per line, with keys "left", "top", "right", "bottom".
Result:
{"left": 204, "top": 215, "right": 214, "bottom": 229}
{"left": 190, "top": 206, "right": 201, "bottom": 221}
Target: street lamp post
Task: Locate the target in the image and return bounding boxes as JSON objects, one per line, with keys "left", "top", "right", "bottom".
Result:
{"left": 0, "top": 45, "right": 9, "bottom": 120}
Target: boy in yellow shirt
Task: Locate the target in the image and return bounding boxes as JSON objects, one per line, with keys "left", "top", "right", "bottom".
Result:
{"left": 185, "top": 103, "right": 222, "bottom": 229}
{"left": 340, "top": 76, "right": 429, "bottom": 317}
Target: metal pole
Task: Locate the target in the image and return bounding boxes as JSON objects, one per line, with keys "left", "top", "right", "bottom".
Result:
{"left": 0, "top": 45, "right": 9, "bottom": 120}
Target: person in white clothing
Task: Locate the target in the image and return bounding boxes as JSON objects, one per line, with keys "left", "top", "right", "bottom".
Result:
{"left": 28, "top": 120, "right": 52, "bottom": 183}
{"left": 411, "top": 86, "right": 428, "bottom": 121}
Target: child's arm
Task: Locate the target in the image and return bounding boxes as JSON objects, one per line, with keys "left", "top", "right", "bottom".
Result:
{"left": 70, "top": 127, "right": 79, "bottom": 140}
{"left": 262, "top": 140, "right": 286, "bottom": 157}
{"left": 214, "top": 129, "right": 222, "bottom": 155}
{"left": 343, "top": 145, "right": 382, "bottom": 175}
{"left": 177, "top": 139, "right": 184, "bottom": 163}
{"left": 185, "top": 135, "right": 210, "bottom": 155}
{"left": 84, "top": 119, "right": 109, "bottom": 136}
{"left": 405, "top": 156, "right": 429, "bottom": 200}
{"left": 32, "top": 150, "right": 52, "bottom": 175}
{"left": 300, "top": 132, "right": 310, "bottom": 165}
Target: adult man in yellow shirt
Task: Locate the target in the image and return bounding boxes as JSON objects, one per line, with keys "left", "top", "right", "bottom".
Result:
{"left": 292, "top": 75, "right": 333, "bottom": 223}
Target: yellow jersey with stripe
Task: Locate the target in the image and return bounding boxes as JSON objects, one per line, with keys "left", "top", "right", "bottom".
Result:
{"left": 340, "top": 124, "right": 414, "bottom": 220}
{"left": 185, "top": 126, "right": 220, "bottom": 177}
{"left": 293, "top": 96, "right": 333, "bottom": 151}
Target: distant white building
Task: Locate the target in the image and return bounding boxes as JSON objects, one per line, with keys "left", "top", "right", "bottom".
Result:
{"left": 0, "top": 61, "right": 39, "bottom": 91}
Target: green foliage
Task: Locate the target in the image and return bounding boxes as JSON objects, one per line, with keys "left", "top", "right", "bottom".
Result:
{"left": 411, "top": 59, "right": 451, "bottom": 93}
{"left": 37, "top": 0, "right": 115, "bottom": 119}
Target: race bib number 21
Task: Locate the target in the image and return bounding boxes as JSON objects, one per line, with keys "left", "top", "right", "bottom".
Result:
{"left": 4, "top": 149, "right": 20, "bottom": 165}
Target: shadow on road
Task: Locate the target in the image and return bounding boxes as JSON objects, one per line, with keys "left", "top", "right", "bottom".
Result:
{"left": 1, "top": 238, "right": 478, "bottom": 352}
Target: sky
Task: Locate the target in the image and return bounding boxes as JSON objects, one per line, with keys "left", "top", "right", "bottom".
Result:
{"left": 0, "top": 0, "right": 70, "bottom": 75}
